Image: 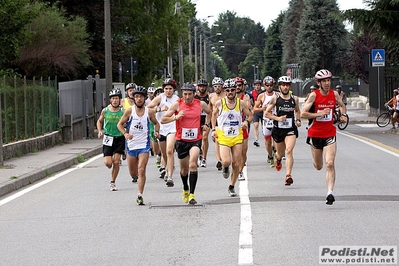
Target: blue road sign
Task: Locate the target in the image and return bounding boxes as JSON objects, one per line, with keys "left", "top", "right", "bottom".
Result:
{"left": 371, "top": 49, "right": 385, "bottom": 67}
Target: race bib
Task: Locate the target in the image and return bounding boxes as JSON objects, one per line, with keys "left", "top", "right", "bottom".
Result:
{"left": 315, "top": 109, "right": 333, "bottom": 122}
{"left": 278, "top": 119, "right": 292, "bottom": 129}
{"left": 103, "top": 135, "right": 114, "bottom": 146}
{"left": 264, "top": 118, "right": 273, "bottom": 128}
{"left": 224, "top": 125, "right": 239, "bottom": 137}
{"left": 182, "top": 128, "right": 198, "bottom": 140}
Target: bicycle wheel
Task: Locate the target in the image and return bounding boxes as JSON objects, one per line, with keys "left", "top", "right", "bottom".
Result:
{"left": 376, "top": 112, "right": 390, "bottom": 127}
{"left": 337, "top": 115, "right": 349, "bottom": 130}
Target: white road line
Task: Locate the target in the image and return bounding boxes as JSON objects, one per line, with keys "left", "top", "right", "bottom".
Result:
{"left": 238, "top": 166, "right": 254, "bottom": 265}
{"left": 0, "top": 154, "right": 102, "bottom": 207}
{"left": 338, "top": 131, "right": 399, "bottom": 157}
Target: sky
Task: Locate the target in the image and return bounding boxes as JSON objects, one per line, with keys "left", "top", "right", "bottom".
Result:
{"left": 195, "top": 0, "right": 366, "bottom": 29}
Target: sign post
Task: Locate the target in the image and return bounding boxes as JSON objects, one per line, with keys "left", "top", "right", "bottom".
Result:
{"left": 371, "top": 49, "right": 385, "bottom": 114}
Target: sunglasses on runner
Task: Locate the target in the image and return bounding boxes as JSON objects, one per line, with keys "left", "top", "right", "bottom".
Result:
{"left": 225, "top": 89, "right": 235, "bottom": 93}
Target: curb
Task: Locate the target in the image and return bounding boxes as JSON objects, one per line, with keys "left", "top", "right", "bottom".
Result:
{"left": 0, "top": 146, "right": 102, "bottom": 199}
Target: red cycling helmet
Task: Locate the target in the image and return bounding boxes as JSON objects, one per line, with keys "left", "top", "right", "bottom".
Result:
{"left": 235, "top": 77, "right": 244, "bottom": 84}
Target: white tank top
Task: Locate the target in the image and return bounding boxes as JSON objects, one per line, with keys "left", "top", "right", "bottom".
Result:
{"left": 156, "top": 93, "right": 179, "bottom": 135}
{"left": 127, "top": 107, "right": 150, "bottom": 150}
{"left": 262, "top": 91, "right": 276, "bottom": 128}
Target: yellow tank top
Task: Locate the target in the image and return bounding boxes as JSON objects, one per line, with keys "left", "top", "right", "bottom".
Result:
{"left": 216, "top": 98, "right": 243, "bottom": 147}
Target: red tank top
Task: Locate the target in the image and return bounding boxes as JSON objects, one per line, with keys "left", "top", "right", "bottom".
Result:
{"left": 175, "top": 98, "right": 202, "bottom": 142}
{"left": 308, "top": 89, "right": 336, "bottom": 138}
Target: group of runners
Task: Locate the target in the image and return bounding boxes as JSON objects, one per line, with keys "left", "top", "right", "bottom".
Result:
{"left": 96, "top": 68, "right": 347, "bottom": 206}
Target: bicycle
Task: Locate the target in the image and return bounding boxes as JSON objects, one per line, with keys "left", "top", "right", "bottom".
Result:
{"left": 333, "top": 106, "right": 349, "bottom": 130}
{"left": 376, "top": 105, "right": 393, "bottom": 127}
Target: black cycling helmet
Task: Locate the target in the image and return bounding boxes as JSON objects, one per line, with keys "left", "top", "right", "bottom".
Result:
{"left": 197, "top": 78, "right": 208, "bottom": 86}
{"left": 162, "top": 78, "right": 177, "bottom": 89}
{"left": 181, "top": 83, "right": 196, "bottom": 92}
{"left": 132, "top": 86, "right": 147, "bottom": 97}
{"left": 154, "top": 87, "right": 163, "bottom": 96}
{"left": 109, "top": 88, "right": 122, "bottom": 98}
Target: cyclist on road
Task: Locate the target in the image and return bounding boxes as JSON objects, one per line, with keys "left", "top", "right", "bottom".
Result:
{"left": 301, "top": 69, "right": 347, "bottom": 205}
{"left": 384, "top": 89, "right": 399, "bottom": 129}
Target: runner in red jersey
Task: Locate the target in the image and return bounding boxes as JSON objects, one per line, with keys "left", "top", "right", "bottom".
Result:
{"left": 301, "top": 69, "right": 347, "bottom": 205}
{"left": 161, "top": 84, "right": 211, "bottom": 205}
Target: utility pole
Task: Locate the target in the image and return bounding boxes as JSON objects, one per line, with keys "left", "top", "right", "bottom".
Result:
{"left": 104, "top": 0, "right": 112, "bottom": 95}
{"left": 194, "top": 26, "right": 198, "bottom": 82}
{"left": 176, "top": 2, "right": 184, "bottom": 87}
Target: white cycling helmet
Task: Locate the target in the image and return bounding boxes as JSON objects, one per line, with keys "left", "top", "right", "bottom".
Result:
{"left": 212, "top": 77, "right": 224, "bottom": 86}
{"left": 277, "top": 76, "right": 292, "bottom": 84}
{"left": 314, "top": 69, "right": 332, "bottom": 80}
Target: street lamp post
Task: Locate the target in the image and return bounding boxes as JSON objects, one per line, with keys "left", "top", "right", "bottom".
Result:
{"left": 252, "top": 65, "right": 256, "bottom": 84}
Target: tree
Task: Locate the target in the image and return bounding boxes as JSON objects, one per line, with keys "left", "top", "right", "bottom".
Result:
{"left": 281, "top": 0, "right": 305, "bottom": 70}
{"left": 295, "top": 0, "right": 348, "bottom": 79}
{"left": 212, "top": 11, "right": 266, "bottom": 76}
{"left": 342, "top": 0, "right": 399, "bottom": 63}
{"left": 238, "top": 47, "right": 263, "bottom": 83}
{"left": 0, "top": 0, "right": 32, "bottom": 74}
{"left": 262, "top": 12, "right": 285, "bottom": 80}
{"left": 17, "top": 4, "right": 91, "bottom": 79}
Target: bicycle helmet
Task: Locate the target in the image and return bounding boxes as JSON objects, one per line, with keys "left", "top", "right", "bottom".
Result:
{"left": 314, "top": 69, "right": 332, "bottom": 80}
{"left": 181, "top": 83, "right": 196, "bottom": 92}
{"left": 263, "top": 76, "right": 275, "bottom": 85}
{"left": 154, "top": 87, "right": 163, "bottom": 96}
{"left": 132, "top": 86, "right": 147, "bottom": 97}
{"left": 125, "top": 83, "right": 136, "bottom": 90}
{"left": 253, "top": 79, "right": 262, "bottom": 85}
{"left": 212, "top": 77, "right": 224, "bottom": 86}
{"left": 310, "top": 85, "right": 316, "bottom": 90}
{"left": 109, "top": 88, "right": 122, "bottom": 98}
{"left": 335, "top": 85, "right": 342, "bottom": 89}
{"left": 278, "top": 76, "right": 292, "bottom": 84}
{"left": 162, "top": 78, "right": 177, "bottom": 89}
{"left": 243, "top": 79, "right": 248, "bottom": 86}
{"left": 235, "top": 77, "right": 244, "bottom": 84}
{"left": 223, "top": 78, "right": 237, "bottom": 88}
{"left": 147, "top": 86, "right": 156, "bottom": 93}
{"left": 197, "top": 78, "right": 208, "bottom": 86}
{"left": 393, "top": 89, "right": 398, "bottom": 93}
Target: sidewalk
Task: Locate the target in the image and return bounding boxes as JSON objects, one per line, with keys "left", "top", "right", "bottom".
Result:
{"left": 0, "top": 138, "right": 102, "bottom": 198}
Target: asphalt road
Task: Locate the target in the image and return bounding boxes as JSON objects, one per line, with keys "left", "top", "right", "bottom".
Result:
{"left": 0, "top": 124, "right": 398, "bottom": 266}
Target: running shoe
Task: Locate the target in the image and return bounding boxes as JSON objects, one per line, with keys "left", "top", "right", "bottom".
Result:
{"left": 275, "top": 159, "right": 282, "bottom": 171}
{"left": 110, "top": 182, "right": 117, "bottom": 191}
{"left": 216, "top": 160, "right": 222, "bottom": 171}
{"left": 200, "top": 159, "right": 207, "bottom": 168}
{"left": 267, "top": 155, "right": 272, "bottom": 163}
{"left": 238, "top": 172, "right": 245, "bottom": 181}
{"left": 155, "top": 161, "right": 161, "bottom": 168}
{"left": 326, "top": 194, "right": 335, "bottom": 205}
{"left": 159, "top": 168, "right": 166, "bottom": 179}
{"left": 253, "top": 140, "right": 260, "bottom": 147}
{"left": 285, "top": 174, "right": 293, "bottom": 186}
{"left": 188, "top": 193, "right": 197, "bottom": 205}
{"left": 197, "top": 154, "right": 203, "bottom": 167}
{"left": 182, "top": 190, "right": 189, "bottom": 203}
{"left": 122, "top": 152, "right": 126, "bottom": 160}
{"left": 222, "top": 167, "right": 230, "bottom": 179}
{"left": 136, "top": 196, "right": 145, "bottom": 205}
{"left": 166, "top": 177, "right": 174, "bottom": 187}
{"left": 228, "top": 186, "right": 237, "bottom": 197}
{"left": 131, "top": 175, "right": 138, "bottom": 183}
